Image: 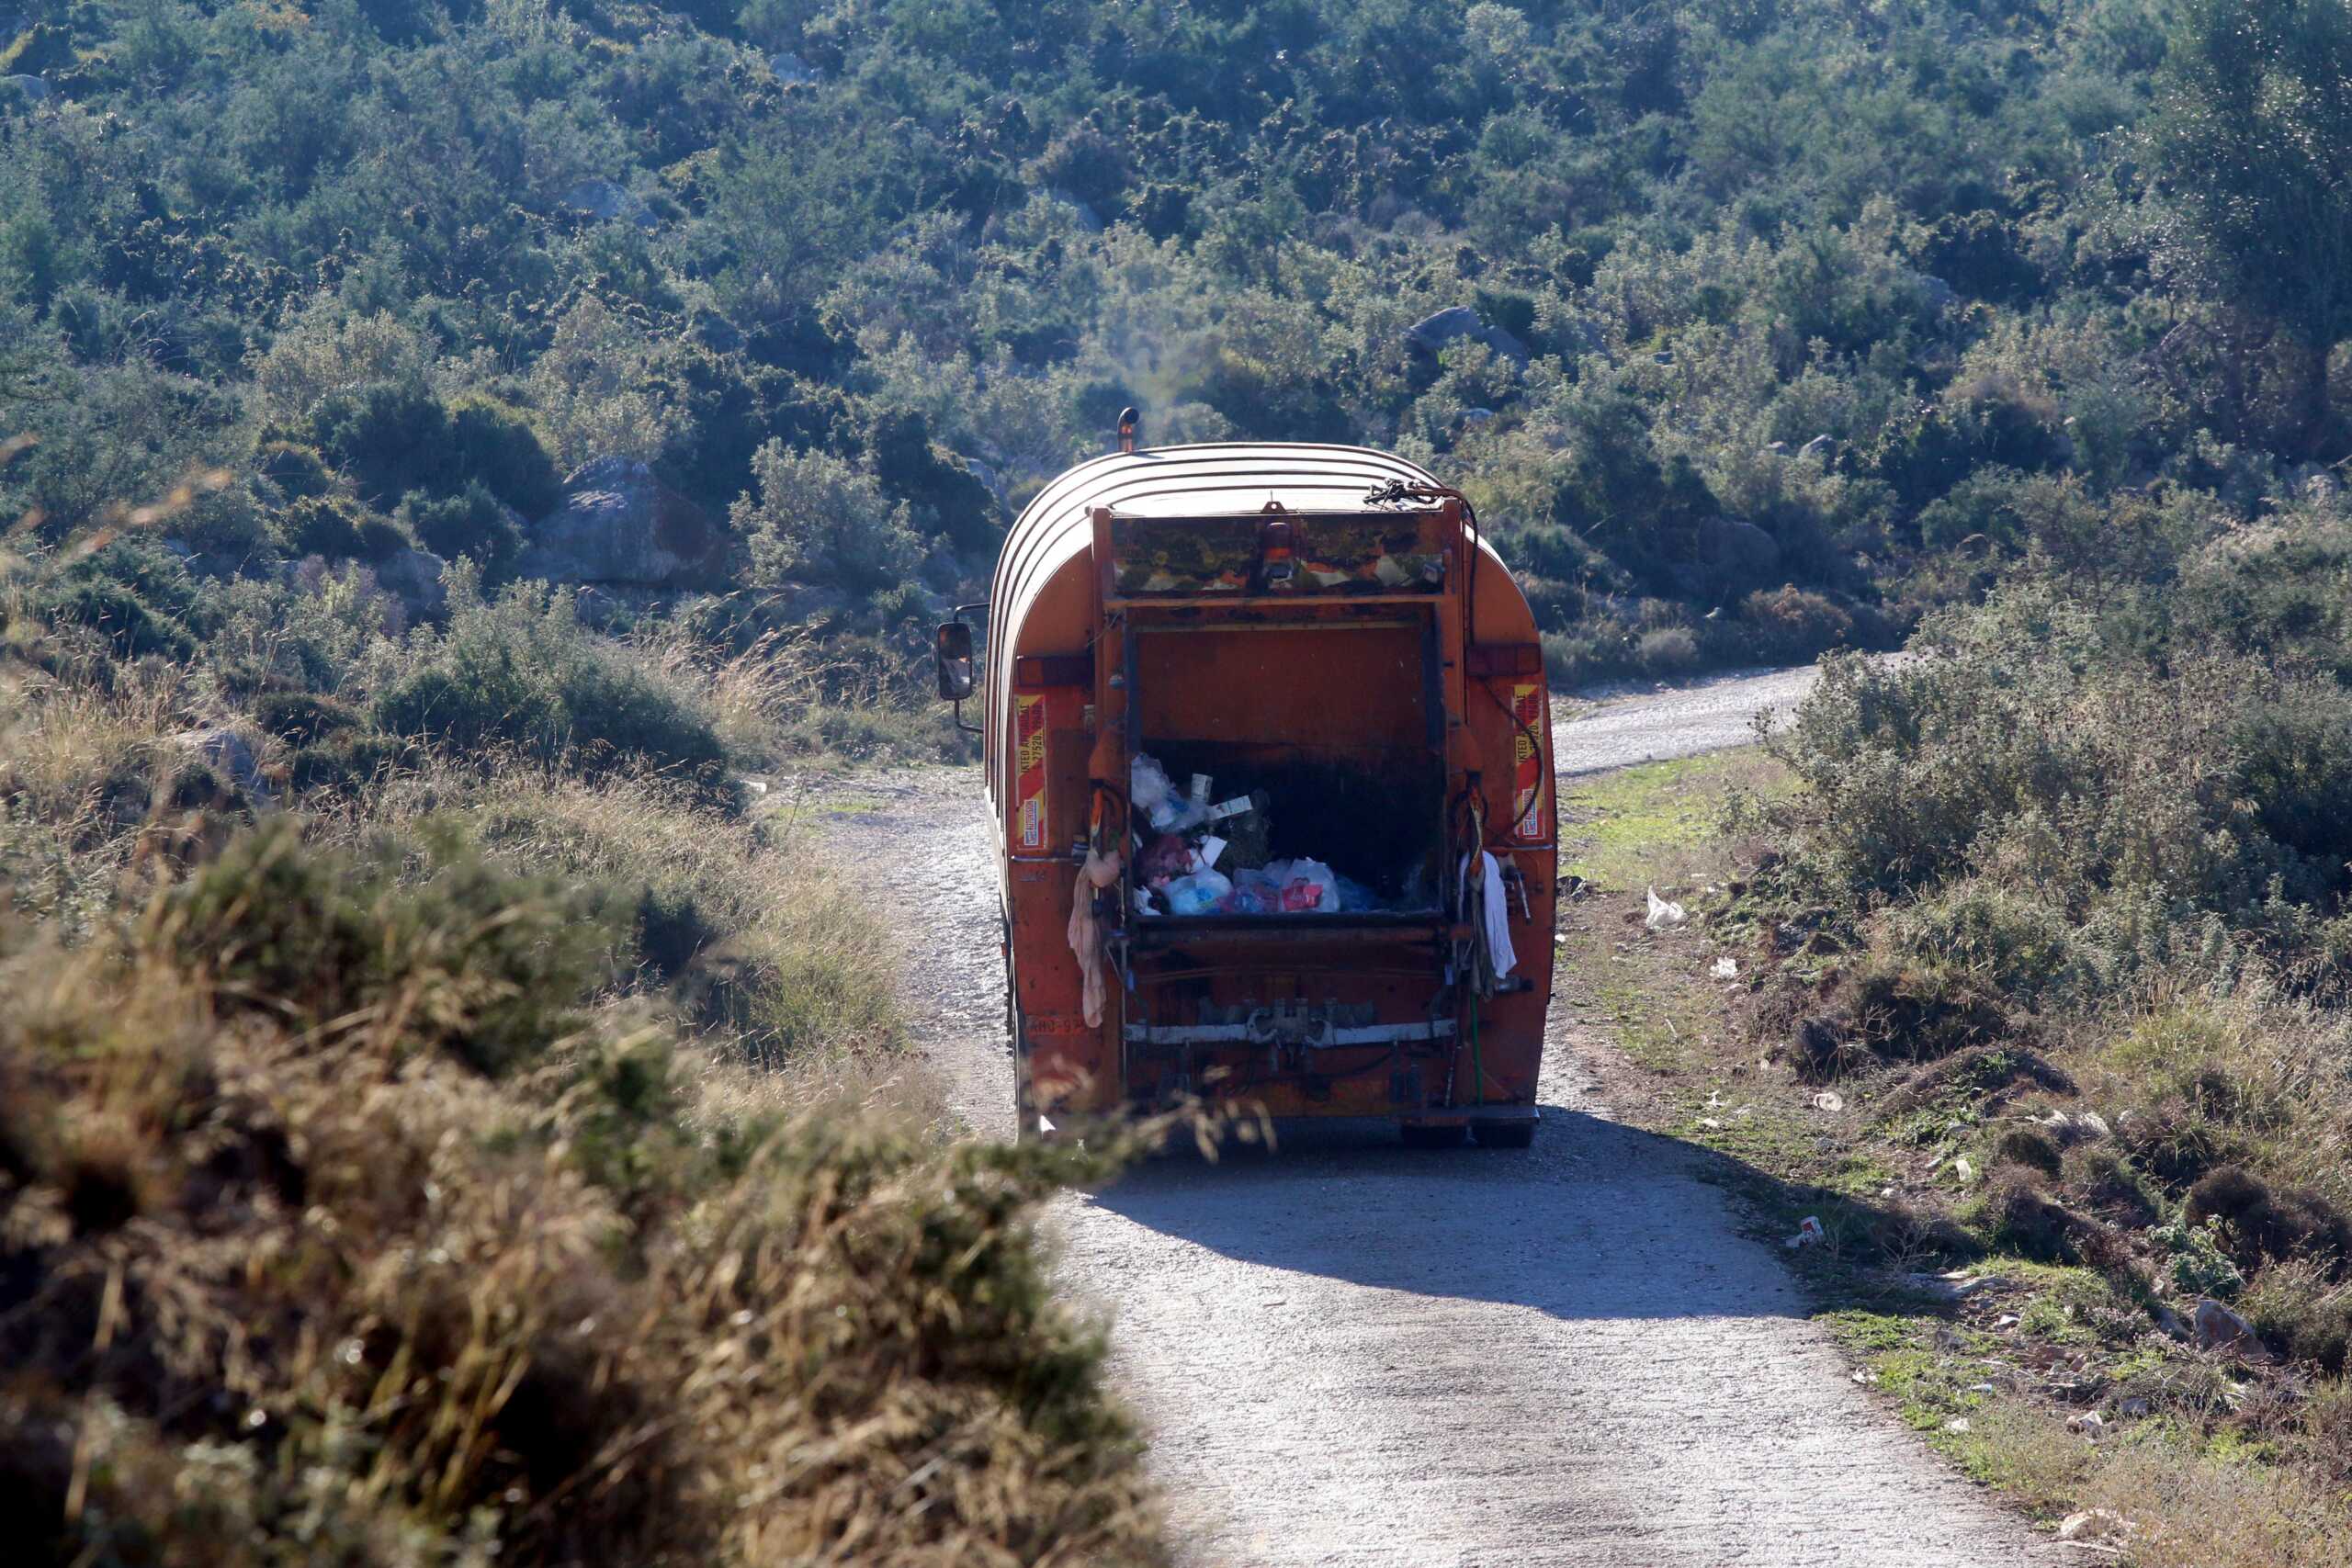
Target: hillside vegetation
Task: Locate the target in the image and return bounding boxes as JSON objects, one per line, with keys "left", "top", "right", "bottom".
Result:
{"left": 6, "top": 0, "right": 2349, "bottom": 688}
{"left": 8, "top": 0, "right": 2352, "bottom": 1559}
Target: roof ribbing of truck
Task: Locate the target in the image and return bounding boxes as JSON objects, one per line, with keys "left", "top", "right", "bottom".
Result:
{"left": 989, "top": 442, "right": 1451, "bottom": 646}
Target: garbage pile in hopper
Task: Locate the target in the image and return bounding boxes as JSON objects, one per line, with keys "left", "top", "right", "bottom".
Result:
{"left": 1128, "top": 753, "right": 1404, "bottom": 916}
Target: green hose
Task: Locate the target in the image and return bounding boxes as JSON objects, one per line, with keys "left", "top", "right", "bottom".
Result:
{"left": 1468, "top": 980, "right": 1484, "bottom": 1107}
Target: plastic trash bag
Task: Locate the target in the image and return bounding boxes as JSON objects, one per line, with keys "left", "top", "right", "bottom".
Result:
{"left": 1226, "top": 872, "right": 1280, "bottom": 914}
{"left": 1645, "top": 886, "right": 1687, "bottom": 930}
{"left": 1139, "top": 833, "right": 1193, "bottom": 885}
{"left": 1131, "top": 753, "right": 1179, "bottom": 829}
{"left": 1262, "top": 857, "right": 1340, "bottom": 913}
{"left": 1164, "top": 867, "right": 1233, "bottom": 915}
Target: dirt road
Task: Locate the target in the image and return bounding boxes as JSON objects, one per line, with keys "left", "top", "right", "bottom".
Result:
{"left": 1552, "top": 664, "right": 1822, "bottom": 776}
{"left": 820, "top": 667, "right": 2046, "bottom": 1567}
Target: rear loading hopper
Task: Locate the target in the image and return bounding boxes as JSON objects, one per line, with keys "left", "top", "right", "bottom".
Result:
{"left": 943, "top": 443, "right": 1556, "bottom": 1145}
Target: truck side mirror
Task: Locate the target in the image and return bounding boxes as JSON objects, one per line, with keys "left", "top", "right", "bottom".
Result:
{"left": 934, "top": 620, "right": 977, "bottom": 701}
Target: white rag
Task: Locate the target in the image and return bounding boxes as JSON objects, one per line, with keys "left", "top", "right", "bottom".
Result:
{"left": 1460, "top": 850, "right": 1517, "bottom": 980}
{"left": 1068, "top": 848, "right": 1124, "bottom": 1027}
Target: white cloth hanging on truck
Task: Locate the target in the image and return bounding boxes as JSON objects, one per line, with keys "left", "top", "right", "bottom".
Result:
{"left": 1458, "top": 849, "right": 1517, "bottom": 991}
{"left": 1069, "top": 847, "right": 1123, "bottom": 1027}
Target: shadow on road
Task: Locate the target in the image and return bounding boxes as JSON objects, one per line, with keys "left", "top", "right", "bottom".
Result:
{"left": 1080, "top": 1103, "right": 1917, "bottom": 1325}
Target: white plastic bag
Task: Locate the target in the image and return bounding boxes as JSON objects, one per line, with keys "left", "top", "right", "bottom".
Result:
{"left": 1281, "top": 857, "right": 1340, "bottom": 913}
{"left": 1164, "top": 867, "right": 1234, "bottom": 915}
{"left": 1131, "top": 754, "right": 1176, "bottom": 829}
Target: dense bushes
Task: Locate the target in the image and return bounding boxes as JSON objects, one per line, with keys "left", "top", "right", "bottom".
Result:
{"left": 308, "top": 382, "right": 562, "bottom": 520}
{"left": 736, "top": 441, "right": 926, "bottom": 600}
{"left": 400, "top": 480, "right": 523, "bottom": 572}
{"left": 1770, "top": 581, "right": 2352, "bottom": 992}
{"left": 0, "top": 824, "right": 1163, "bottom": 1566}
{"left": 10, "top": 0, "right": 2348, "bottom": 679}
{"left": 372, "top": 575, "right": 729, "bottom": 794}
{"left": 1739, "top": 504, "right": 2352, "bottom": 1426}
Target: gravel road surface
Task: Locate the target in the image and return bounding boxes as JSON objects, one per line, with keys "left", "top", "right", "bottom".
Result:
{"left": 819, "top": 666, "right": 2045, "bottom": 1568}
{"left": 1552, "top": 664, "right": 1823, "bottom": 776}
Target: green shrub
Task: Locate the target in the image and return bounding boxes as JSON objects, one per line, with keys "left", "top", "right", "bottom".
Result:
{"left": 1734, "top": 585, "right": 1855, "bottom": 664}
{"left": 0, "top": 22, "right": 77, "bottom": 75}
{"left": 254, "top": 440, "right": 336, "bottom": 501}
{"left": 2154, "top": 1215, "right": 2251, "bottom": 1300}
{"left": 735, "top": 442, "right": 924, "bottom": 601}
{"left": 1771, "top": 582, "right": 2352, "bottom": 952}
{"left": 310, "top": 384, "right": 560, "bottom": 520}
{"left": 251, "top": 690, "right": 361, "bottom": 745}
{"left": 374, "top": 580, "right": 729, "bottom": 794}
{"left": 308, "top": 379, "right": 449, "bottom": 506}
{"left": 355, "top": 513, "right": 411, "bottom": 559}
{"left": 30, "top": 577, "right": 194, "bottom": 660}
{"left": 276, "top": 494, "right": 368, "bottom": 558}
{"left": 447, "top": 398, "right": 563, "bottom": 520}
{"left": 401, "top": 480, "right": 523, "bottom": 574}
{"left": 1883, "top": 881, "right": 2083, "bottom": 1003}
{"left": 155, "top": 818, "right": 616, "bottom": 1076}
{"left": 286, "top": 729, "right": 407, "bottom": 794}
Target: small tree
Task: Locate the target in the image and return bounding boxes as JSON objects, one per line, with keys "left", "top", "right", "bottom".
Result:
{"left": 526, "top": 297, "right": 685, "bottom": 468}
{"left": 2143, "top": 0, "right": 2352, "bottom": 348}
{"left": 732, "top": 441, "right": 923, "bottom": 600}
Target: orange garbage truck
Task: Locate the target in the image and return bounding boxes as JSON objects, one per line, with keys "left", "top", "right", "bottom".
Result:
{"left": 934, "top": 436, "right": 1556, "bottom": 1145}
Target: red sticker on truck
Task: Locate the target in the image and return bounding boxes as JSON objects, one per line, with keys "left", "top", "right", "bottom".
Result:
{"left": 1013, "top": 694, "right": 1048, "bottom": 851}
{"left": 1510, "top": 682, "right": 1544, "bottom": 839}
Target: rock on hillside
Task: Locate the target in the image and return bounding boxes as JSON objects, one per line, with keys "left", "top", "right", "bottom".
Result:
{"left": 371, "top": 546, "right": 449, "bottom": 622}
{"left": 518, "top": 457, "right": 731, "bottom": 590}
{"left": 1407, "top": 306, "right": 1531, "bottom": 366}
{"left": 560, "top": 179, "right": 656, "bottom": 228}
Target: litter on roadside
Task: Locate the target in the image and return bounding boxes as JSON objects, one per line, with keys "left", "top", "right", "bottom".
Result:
{"left": 1786, "top": 1214, "right": 1826, "bottom": 1249}
{"left": 1645, "top": 886, "right": 1687, "bottom": 930}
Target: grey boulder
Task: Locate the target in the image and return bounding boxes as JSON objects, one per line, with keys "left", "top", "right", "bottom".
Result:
{"left": 2192, "top": 1297, "right": 2271, "bottom": 1359}
{"left": 1407, "top": 306, "right": 1531, "bottom": 366}
{"left": 560, "top": 179, "right": 657, "bottom": 228}
{"left": 518, "top": 457, "right": 731, "bottom": 590}
{"left": 173, "top": 725, "right": 271, "bottom": 806}
{"left": 370, "top": 546, "right": 450, "bottom": 622}
{"left": 1701, "top": 517, "right": 1781, "bottom": 584}
{"left": 768, "top": 51, "right": 822, "bottom": 85}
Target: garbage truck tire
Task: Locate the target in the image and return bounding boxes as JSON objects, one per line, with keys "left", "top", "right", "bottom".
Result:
{"left": 1010, "top": 996, "right": 1039, "bottom": 1144}
{"left": 1474, "top": 1119, "right": 1538, "bottom": 1149}
{"left": 1001, "top": 919, "right": 1037, "bottom": 1145}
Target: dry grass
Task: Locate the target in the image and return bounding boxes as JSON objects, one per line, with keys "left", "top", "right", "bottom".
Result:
{"left": 0, "top": 660, "right": 259, "bottom": 941}
{"left": 449, "top": 770, "right": 899, "bottom": 1061}
{"left": 0, "top": 536, "right": 1159, "bottom": 1562}
{"left": 0, "top": 846, "right": 1166, "bottom": 1566}
{"left": 635, "top": 621, "right": 970, "bottom": 768}
{"left": 1966, "top": 1399, "right": 2352, "bottom": 1568}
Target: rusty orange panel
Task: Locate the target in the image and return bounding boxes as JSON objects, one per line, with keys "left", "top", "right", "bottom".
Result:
{"left": 1135, "top": 624, "right": 1425, "bottom": 752}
